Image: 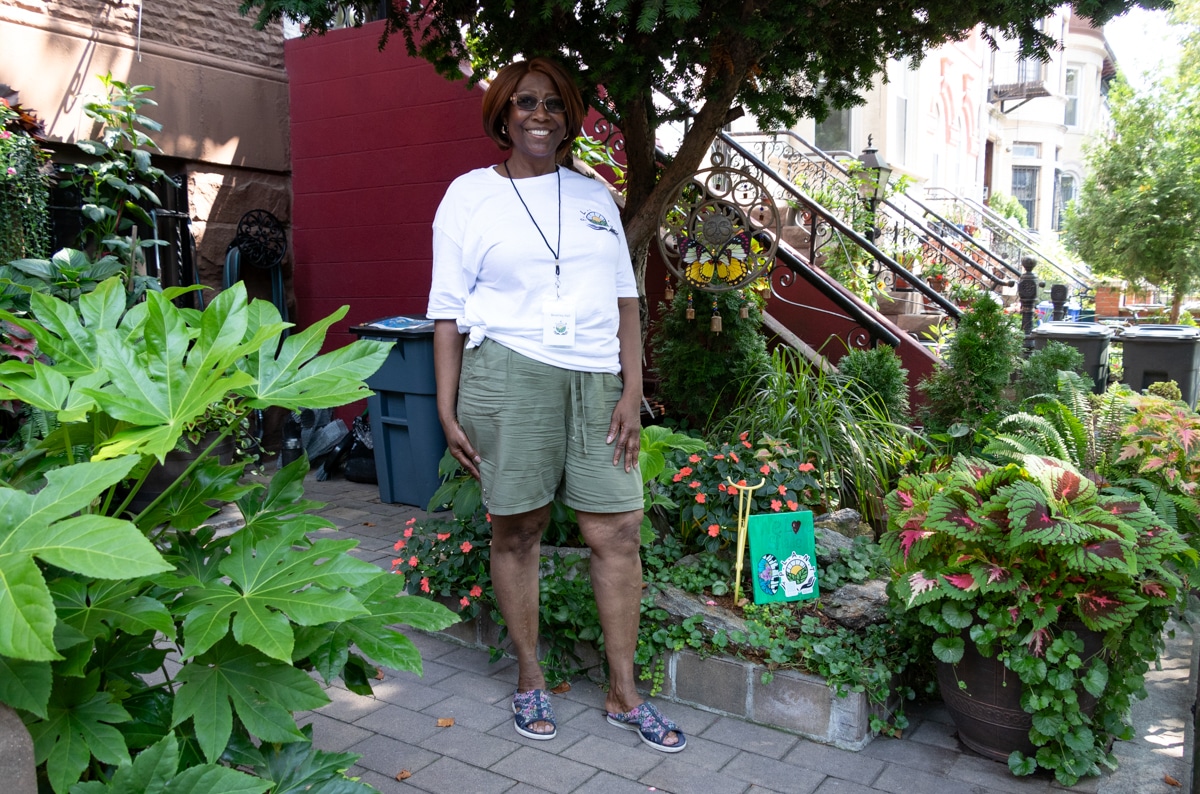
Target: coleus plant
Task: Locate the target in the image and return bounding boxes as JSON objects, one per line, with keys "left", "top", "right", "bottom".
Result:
{"left": 881, "top": 454, "right": 1196, "bottom": 786}
{"left": 0, "top": 278, "right": 458, "bottom": 793}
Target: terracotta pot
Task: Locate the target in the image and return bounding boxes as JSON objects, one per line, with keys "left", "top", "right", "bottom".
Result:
{"left": 936, "top": 623, "right": 1103, "bottom": 761}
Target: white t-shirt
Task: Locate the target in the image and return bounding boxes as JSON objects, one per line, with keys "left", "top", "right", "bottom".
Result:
{"left": 427, "top": 166, "right": 638, "bottom": 374}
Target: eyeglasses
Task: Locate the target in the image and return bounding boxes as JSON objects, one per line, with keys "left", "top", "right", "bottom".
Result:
{"left": 510, "top": 94, "right": 567, "bottom": 114}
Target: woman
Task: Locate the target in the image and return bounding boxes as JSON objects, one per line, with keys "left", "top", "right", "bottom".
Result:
{"left": 426, "top": 57, "right": 685, "bottom": 753}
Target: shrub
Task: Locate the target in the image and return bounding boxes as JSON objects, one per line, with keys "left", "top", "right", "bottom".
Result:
{"left": 1016, "top": 340, "right": 1086, "bottom": 403}
{"left": 650, "top": 286, "right": 770, "bottom": 429}
{"left": 837, "top": 344, "right": 910, "bottom": 421}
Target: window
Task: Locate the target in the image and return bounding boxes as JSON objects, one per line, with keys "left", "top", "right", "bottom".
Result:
{"left": 1064, "top": 66, "right": 1080, "bottom": 127}
{"left": 815, "top": 107, "right": 852, "bottom": 153}
{"left": 1012, "top": 141, "right": 1041, "bottom": 158}
{"left": 1012, "top": 166, "right": 1039, "bottom": 230}
{"left": 1055, "top": 173, "right": 1076, "bottom": 230}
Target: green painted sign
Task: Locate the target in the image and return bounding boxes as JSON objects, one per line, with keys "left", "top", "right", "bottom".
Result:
{"left": 748, "top": 511, "right": 819, "bottom": 604}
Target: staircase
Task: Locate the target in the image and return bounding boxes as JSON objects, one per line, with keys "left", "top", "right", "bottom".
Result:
{"left": 692, "top": 129, "right": 1030, "bottom": 395}
{"left": 922, "top": 186, "right": 1091, "bottom": 301}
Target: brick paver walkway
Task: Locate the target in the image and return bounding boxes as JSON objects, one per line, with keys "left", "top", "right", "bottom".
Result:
{"left": 286, "top": 474, "right": 1194, "bottom": 794}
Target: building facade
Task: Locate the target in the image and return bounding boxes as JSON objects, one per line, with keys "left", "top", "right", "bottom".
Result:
{"left": 0, "top": 0, "right": 292, "bottom": 301}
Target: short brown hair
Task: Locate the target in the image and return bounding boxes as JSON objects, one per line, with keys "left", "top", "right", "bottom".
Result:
{"left": 482, "top": 57, "right": 585, "bottom": 160}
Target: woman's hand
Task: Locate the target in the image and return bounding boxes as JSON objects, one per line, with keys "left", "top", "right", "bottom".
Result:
{"left": 606, "top": 393, "right": 641, "bottom": 473}
{"left": 445, "top": 418, "right": 482, "bottom": 481}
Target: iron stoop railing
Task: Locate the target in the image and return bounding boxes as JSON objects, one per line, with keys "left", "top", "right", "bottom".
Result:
{"left": 726, "top": 130, "right": 1020, "bottom": 296}
{"left": 923, "top": 186, "right": 1091, "bottom": 297}
{"left": 711, "top": 131, "right": 961, "bottom": 343}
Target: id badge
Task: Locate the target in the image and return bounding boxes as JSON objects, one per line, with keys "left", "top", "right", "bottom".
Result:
{"left": 542, "top": 299, "right": 576, "bottom": 347}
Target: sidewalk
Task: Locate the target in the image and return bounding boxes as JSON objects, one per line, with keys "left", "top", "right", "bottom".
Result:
{"left": 292, "top": 474, "right": 1195, "bottom": 794}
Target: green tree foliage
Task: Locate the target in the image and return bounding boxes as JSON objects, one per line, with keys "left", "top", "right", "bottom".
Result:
{"left": 239, "top": 0, "right": 1158, "bottom": 264}
{"left": 1064, "top": 68, "right": 1200, "bottom": 321}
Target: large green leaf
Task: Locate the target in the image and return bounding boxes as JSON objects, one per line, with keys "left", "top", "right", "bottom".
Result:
{"left": 235, "top": 458, "right": 333, "bottom": 540}
{"left": 251, "top": 724, "right": 372, "bottom": 794}
{"left": 51, "top": 578, "right": 174, "bottom": 642}
{"left": 0, "top": 655, "right": 52, "bottom": 717}
{"left": 178, "top": 525, "right": 376, "bottom": 661}
{"left": 69, "top": 731, "right": 271, "bottom": 794}
{"left": 302, "top": 575, "right": 458, "bottom": 681}
{"left": 135, "top": 457, "right": 253, "bottom": 532}
{"left": 27, "top": 671, "right": 131, "bottom": 794}
{"left": 172, "top": 639, "right": 328, "bottom": 763}
{"left": 236, "top": 304, "right": 388, "bottom": 409}
{"left": 0, "top": 458, "right": 168, "bottom": 661}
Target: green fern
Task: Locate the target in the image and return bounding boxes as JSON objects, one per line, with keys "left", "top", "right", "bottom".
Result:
{"left": 986, "top": 413, "right": 1072, "bottom": 463}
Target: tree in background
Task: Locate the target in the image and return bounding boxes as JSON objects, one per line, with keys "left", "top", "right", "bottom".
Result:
{"left": 241, "top": 0, "right": 1158, "bottom": 281}
{"left": 1065, "top": 6, "right": 1200, "bottom": 322}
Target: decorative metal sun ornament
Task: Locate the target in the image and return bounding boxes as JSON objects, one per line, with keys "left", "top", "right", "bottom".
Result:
{"left": 657, "top": 166, "right": 780, "bottom": 292}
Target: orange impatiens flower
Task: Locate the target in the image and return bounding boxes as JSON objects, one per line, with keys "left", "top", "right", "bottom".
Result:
{"left": 460, "top": 541, "right": 473, "bottom": 553}
{"left": 787, "top": 500, "right": 799, "bottom": 511}
{"left": 689, "top": 480, "right": 701, "bottom": 489}
{"left": 393, "top": 539, "right": 406, "bottom": 551}
{"left": 420, "top": 577, "right": 431, "bottom": 593}
{"left": 409, "top": 556, "right": 419, "bottom": 567}
{"left": 469, "top": 585, "right": 483, "bottom": 597}
{"left": 460, "top": 596, "right": 471, "bottom": 607}
{"left": 707, "top": 524, "right": 720, "bottom": 537}
{"left": 770, "top": 499, "right": 782, "bottom": 512}
{"left": 798, "top": 462, "right": 816, "bottom": 472}
{"left": 437, "top": 533, "right": 451, "bottom": 541}
{"left": 689, "top": 454, "right": 702, "bottom": 463}
{"left": 696, "top": 493, "right": 707, "bottom": 504}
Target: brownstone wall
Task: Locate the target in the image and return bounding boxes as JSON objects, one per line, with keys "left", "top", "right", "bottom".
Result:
{"left": 12, "top": 0, "right": 284, "bottom": 69}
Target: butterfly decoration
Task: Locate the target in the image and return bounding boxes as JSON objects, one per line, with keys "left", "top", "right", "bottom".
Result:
{"left": 681, "top": 230, "right": 752, "bottom": 287}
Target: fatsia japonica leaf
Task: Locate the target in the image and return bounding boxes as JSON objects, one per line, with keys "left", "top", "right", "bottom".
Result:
{"left": 236, "top": 457, "right": 334, "bottom": 540}
{"left": 27, "top": 670, "right": 131, "bottom": 794}
{"left": 0, "top": 655, "right": 52, "bottom": 718}
{"left": 250, "top": 724, "right": 372, "bottom": 794}
{"left": 172, "top": 638, "right": 328, "bottom": 763}
{"left": 235, "top": 303, "right": 389, "bottom": 409}
{"left": 301, "top": 573, "right": 459, "bottom": 682}
{"left": 135, "top": 456, "right": 254, "bottom": 532}
{"left": 0, "top": 457, "right": 169, "bottom": 661}
{"left": 70, "top": 731, "right": 271, "bottom": 794}
{"left": 85, "top": 290, "right": 256, "bottom": 462}
{"left": 178, "top": 524, "right": 377, "bottom": 661}
{"left": 50, "top": 578, "right": 174, "bottom": 643}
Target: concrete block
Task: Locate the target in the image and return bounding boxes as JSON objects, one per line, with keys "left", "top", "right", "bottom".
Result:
{"left": 673, "top": 650, "right": 750, "bottom": 717}
{"left": 751, "top": 667, "right": 837, "bottom": 743}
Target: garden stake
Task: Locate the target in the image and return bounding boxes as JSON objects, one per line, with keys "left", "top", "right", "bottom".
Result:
{"left": 727, "top": 477, "right": 765, "bottom": 604}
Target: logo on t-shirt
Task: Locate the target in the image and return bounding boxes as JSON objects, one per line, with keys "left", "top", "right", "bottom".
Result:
{"left": 580, "top": 210, "right": 619, "bottom": 236}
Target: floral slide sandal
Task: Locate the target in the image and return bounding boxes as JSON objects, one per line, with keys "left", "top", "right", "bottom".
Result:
{"left": 512, "top": 689, "right": 557, "bottom": 741}
{"left": 606, "top": 702, "right": 687, "bottom": 753}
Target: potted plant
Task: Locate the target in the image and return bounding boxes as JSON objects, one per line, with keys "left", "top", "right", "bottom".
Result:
{"left": 882, "top": 453, "right": 1196, "bottom": 785}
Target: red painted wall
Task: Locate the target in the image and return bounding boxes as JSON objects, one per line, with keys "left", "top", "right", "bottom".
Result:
{"left": 285, "top": 22, "right": 498, "bottom": 349}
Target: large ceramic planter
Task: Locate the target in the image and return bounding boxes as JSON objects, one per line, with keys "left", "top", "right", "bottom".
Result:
{"left": 936, "top": 624, "right": 1103, "bottom": 761}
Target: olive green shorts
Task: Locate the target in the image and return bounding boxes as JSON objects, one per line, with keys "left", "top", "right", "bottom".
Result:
{"left": 457, "top": 338, "right": 643, "bottom": 516}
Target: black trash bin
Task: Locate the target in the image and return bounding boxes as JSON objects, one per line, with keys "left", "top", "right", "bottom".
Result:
{"left": 1030, "top": 321, "right": 1115, "bottom": 394}
{"left": 1118, "top": 324, "right": 1200, "bottom": 409}
{"left": 350, "top": 315, "right": 447, "bottom": 507}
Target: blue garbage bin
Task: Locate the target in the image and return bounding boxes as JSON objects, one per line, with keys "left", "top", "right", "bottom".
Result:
{"left": 350, "top": 315, "right": 447, "bottom": 508}
{"left": 1118, "top": 324, "right": 1200, "bottom": 409}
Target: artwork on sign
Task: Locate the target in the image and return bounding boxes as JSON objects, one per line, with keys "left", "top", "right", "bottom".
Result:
{"left": 748, "top": 511, "right": 818, "bottom": 604}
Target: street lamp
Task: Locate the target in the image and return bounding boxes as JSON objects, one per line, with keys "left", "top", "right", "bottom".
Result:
{"left": 856, "top": 135, "right": 892, "bottom": 241}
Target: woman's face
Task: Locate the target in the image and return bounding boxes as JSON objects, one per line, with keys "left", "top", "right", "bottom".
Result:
{"left": 505, "top": 71, "right": 568, "bottom": 170}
